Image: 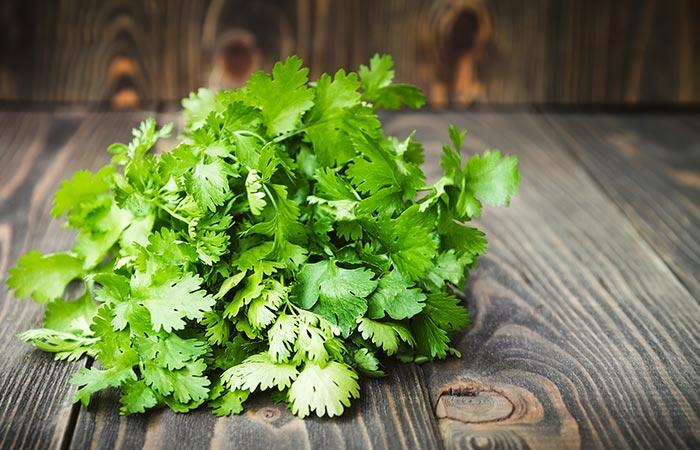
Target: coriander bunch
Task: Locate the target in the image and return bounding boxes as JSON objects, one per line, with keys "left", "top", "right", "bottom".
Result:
{"left": 8, "top": 55, "right": 519, "bottom": 417}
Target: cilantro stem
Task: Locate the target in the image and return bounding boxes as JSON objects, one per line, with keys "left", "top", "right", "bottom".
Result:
{"left": 260, "top": 127, "right": 308, "bottom": 152}
{"left": 233, "top": 130, "right": 266, "bottom": 143}
{"left": 262, "top": 184, "right": 278, "bottom": 210}
{"left": 154, "top": 201, "right": 192, "bottom": 226}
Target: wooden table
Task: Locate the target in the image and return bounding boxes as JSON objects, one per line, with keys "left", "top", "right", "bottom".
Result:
{"left": 0, "top": 110, "right": 698, "bottom": 450}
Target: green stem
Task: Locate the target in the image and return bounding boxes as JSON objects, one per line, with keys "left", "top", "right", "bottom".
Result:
{"left": 233, "top": 130, "right": 266, "bottom": 143}
{"left": 154, "top": 201, "right": 192, "bottom": 226}
{"left": 262, "top": 184, "right": 278, "bottom": 210}
{"left": 260, "top": 127, "right": 308, "bottom": 152}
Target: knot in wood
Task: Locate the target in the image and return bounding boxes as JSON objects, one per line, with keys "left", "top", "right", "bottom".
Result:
{"left": 435, "top": 388, "right": 513, "bottom": 423}
{"left": 258, "top": 406, "right": 281, "bottom": 422}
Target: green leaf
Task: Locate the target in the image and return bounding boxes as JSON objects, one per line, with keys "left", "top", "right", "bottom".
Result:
{"left": 294, "top": 260, "right": 377, "bottom": 309}
{"left": 244, "top": 56, "right": 314, "bottom": 136}
{"left": 245, "top": 169, "right": 267, "bottom": 215}
{"left": 43, "top": 291, "right": 98, "bottom": 334}
{"left": 463, "top": 150, "right": 520, "bottom": 209}
{"left": 423, "top": 292, "right": 471, "bottom": 331}
{"left": 367, "top": 270, "right": 426, "bottom": 320}
{"left": 222, "top": 353, "right": 299, "bottom": 391}
{"left": 210, "top": 386, "right": 250, "bottom": 416}
{"left": 409, "top": 313, "right": 450, "bottom": 360}
{"left": 120, "top": 380, "right": 158, "bottom": 414}
{"left": 52, "top": 166, "right": 114, "bottom": 218}
{"left": 295, "top": 260, "right": 376, "bottom": 336}
{"left": 142, "top": 359, "right": 211, "bottom": 403}
{"left": 359, "top": 54, "right": 425, "bottom": 109}
{"left": 357, "top": 318, "right": 415, "bottom": 355}
{"left": 288, "top": 361, "right": 360, "bottom": 418}
{"left": 268, "top": 314, "right": 298, "bottom": 362}
{"left": 384, "top": 206, "right": 438, "bottom": 281}
{"left": 305, "top": 70, "right": 362, "bottom": 165}
{"left": 71, "top": 366, "right": 137, "bottom": 407}
{"left": 182, "top": 88, "right": 221, "bottom": 130}
{"left": 353, "top": 348, "right": 385, "bottom": 377}
{"left": 136, "top": 273, "right": 215, "bottom": 332}
{"left": 18, "top": 329, "right": 97, "bottom": 361}
{"left": 8, "top": 251, "right": 84, "bottom": 303}
{"left": 74, "top": 202, "right": 132, "bottom": 268}
{"left": 185, "top": 159, "right": 231, "bottom": 212}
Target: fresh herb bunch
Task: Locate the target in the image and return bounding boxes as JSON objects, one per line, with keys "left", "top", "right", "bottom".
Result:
{"left": 8, "top": 55, "right": 519, "bottom": 417}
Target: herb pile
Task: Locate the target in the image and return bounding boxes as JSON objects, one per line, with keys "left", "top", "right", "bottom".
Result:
{"left": 8, "top": 55, "right": 519, "bottom": 417}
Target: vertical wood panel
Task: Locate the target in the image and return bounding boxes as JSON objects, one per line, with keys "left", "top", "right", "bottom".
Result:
{"left": 0, "top": 0, "right": 697, "bottom": 107}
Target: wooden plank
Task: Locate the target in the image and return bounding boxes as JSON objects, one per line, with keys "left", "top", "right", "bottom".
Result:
{"left": 1, "top": 0, "right": 698, "bottom": 107}
{"left": 65, "top": 112, "right": 443, "bottom": 450}
{"left": 384, "top": 112, "right": 700, "bottom": 449}
{"left": 543, "top": 113, "right": 700, "bottom": 300}
{"left": 0, "top": 112, "right": 147, "bottom": 449}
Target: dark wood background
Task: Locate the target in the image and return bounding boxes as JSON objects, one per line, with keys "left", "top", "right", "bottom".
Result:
{"left": 1, "top": 0, "right": 699, "bottom": 109}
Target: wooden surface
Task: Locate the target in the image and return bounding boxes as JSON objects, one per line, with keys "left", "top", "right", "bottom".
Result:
{"left": 0, "top": 110, "right": 699, "bottom": 449}
{"left": 1, "top": 0, "right": 699, "bottom": 108}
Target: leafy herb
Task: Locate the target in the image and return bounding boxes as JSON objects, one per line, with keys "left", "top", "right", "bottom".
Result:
{"left": 8, "top": 54, "right": 519, "bottom": 418}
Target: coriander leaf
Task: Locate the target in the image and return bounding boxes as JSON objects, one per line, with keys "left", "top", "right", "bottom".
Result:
{"left": 209, "top": 385, "right": 250, "bottom": 416}
{"left": 71, "top": 366, "right": 137, "bottom": 407}
{"left": 357, "top": 317, "right": 415, "bottom": 355}
{"left": 353, "top": 348, "right": 385, "bottom": 377}
{"left": 305, "top": 70, "right": 362, "bottom": 165}
{"left": 8, "top": 251, "right": 84, "bottom": 303}
{"left": 367, "top": 270, "right": 426, "bottom": 320}
{"left": 359, "top": 54, "right": 394, "bottom": 94}
{"left": 288, "top": 361, "right": 360, "bottom": 418}
{"left": 182, "top": 88, "right": 222, "bottom": 130}
{"left": 426, "top": 250, "right": 466, "bottom": 288}
{"left": 294, "top": 260, "right": 377, "bottom": 309}
{"left": 74, "top": 202, "right": 132, "bottom": 268}
{"left": 120, "top": 380, "right": 158, "bottom": 414}
{"left": 382, "top": 206, "right": 438, "bottom": 280}
{"left": 313, "top": 293, "right": 367, "bottom": 338}
{"left": 296, "top": 316, "right": 331, "bottom": 362}
{"left": 142, "top": 359, "right": 210, "bottom": 403}
{"left": 18, "top": 329, "right": 97, "bottom": 361}
{"left": 463, "top": 150, "right": 519, "bottom": 209}
{"left": 52, "top": 166, "right": 114, "bottom": 218}
{"left": 409, "top": 314, "right": 449, "bottom": 359}
{"left": 294, "top": 260, "right": 375, "bottom": 335}
{"left": 135, "top": 273, "right": 215, "bottom": 332}
{"left": 43, "top": 291, "right": 98, "bottom": 334}
{"left": 268, "top": 314, "right": 298, "bottom": 362}
{"left": 222, "top": 353, "right": 299, "bottom": 391}
{"left": 185, "top": 159, "right": 231, "bottom": 212}
{"left": 152, "top": 334, "right": 208, "bottom": 370}
{"left": 245, "top": 169, "right": 267, "bottom": 215}
{"left": 244, "top": 56, "right": 314, "bottom": 136}
{"left": 438, "top": 220, "right": 488, "bottom": 263}
{"left": 423, "top": 292, "right": 471, "bottom": 331}
{"left": 94, "top": 273, "right": 131, "bottom": 304}
{"left": 359, "top": 54, "right": 425, "bottom": 109}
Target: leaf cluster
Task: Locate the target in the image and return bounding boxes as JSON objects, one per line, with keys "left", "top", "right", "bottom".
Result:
{"left": 8, "top": 54, "right": 518, "bottom": 417}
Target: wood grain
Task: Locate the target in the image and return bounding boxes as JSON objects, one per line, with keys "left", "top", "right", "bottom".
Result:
{"left": 0, "top": 112, "right": 147, "bottom": 449}
{"left": 384, "top": 112, "right": 700, "bottom": 449}
{"left": 543, "top": 113, "right": 700, "bottom": 300}
{"left": 0, "top": 0, "right": 698, "bottom": 107}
